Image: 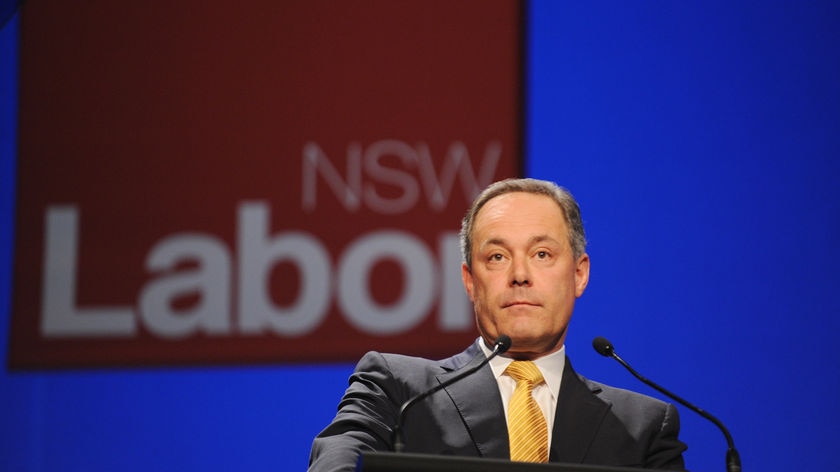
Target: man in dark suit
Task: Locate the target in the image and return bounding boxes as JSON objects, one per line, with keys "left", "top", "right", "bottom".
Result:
{"left": 308, "top": 178, "right": 687, "bottom": 471}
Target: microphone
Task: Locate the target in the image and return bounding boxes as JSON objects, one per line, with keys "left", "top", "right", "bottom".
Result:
{"left": 592, "top": 336, "right": 741, "bottom": 472}
{"left": 393, "top": 334, "right": 512, "bottom": 453}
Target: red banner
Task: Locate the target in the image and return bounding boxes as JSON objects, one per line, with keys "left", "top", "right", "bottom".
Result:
{"left": 9, "top": 1, "right": 522, "bottom": 368}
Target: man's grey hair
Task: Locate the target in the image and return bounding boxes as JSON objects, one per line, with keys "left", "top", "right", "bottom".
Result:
{"left": 459, "top": 178, "right": 587, "bottom": 271}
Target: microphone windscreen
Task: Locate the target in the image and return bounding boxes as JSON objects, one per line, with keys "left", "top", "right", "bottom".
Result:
{"left": 495, "top": 335, "right": 512, "bottom": 354}
{"left": 592, "top": 336, "right": 614, "bottom": 357}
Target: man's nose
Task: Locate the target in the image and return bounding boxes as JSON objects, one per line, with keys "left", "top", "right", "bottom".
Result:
{"left": 510, "top": 257, "right": 531, "bottom": 287}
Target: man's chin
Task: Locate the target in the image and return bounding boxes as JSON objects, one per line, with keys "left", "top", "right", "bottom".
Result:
{"left": 504, "top": 332, "right": 565, "bottom": 359}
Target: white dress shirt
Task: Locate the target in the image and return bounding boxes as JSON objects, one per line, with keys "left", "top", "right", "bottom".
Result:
{"left": 477, "top": 337, "right": 566, "bottom": 447}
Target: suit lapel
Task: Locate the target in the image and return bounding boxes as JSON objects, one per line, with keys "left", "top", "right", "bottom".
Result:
{"left": 439, "top": 348, "right": 510, "bottom": 459}
{"left": 550, "top": 358, "right": 610, "bottom": 463}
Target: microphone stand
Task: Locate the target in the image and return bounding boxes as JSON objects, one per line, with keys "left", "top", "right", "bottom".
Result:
{"left": 593, "top": 337, "right": 741, "bottom": 472}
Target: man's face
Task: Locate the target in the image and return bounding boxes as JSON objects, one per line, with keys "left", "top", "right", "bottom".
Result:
{"left": 461, "top": 192, "right": 590, "bottom": 359}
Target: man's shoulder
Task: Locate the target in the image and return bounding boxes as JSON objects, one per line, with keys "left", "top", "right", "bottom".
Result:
{"left": 348, "top": 344, "right": 481, "bottom": 397}
{"left": 580, "top": 374, "right": 668, "bottom": 406}
{"left": 355, "top": 342, "right": 480, "bottom": 375}
{"left": 575, "top": 372, "right": 676, "bottom": 426}
{"left": 356, "top": 351, "right": 439, "bottom": 371}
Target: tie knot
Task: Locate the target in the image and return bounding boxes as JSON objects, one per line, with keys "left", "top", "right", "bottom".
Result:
{"left": 505, "top": 360, "right": 544, "bottom": 385}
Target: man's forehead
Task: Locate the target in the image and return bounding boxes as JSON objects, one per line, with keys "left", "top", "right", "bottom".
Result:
{"left": 474, "top": 192, "right": 566, "bottom": 228}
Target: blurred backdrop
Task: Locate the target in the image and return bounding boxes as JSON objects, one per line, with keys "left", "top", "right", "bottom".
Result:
{"left": 2, "top": 1, "right": 839, "bottom": 471}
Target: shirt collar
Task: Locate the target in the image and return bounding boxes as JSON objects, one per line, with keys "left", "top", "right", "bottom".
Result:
{"left": 476, "top": 337, "right": 566, "bottom": 397}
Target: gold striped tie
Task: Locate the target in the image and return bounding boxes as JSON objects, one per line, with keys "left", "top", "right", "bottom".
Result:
{"left": 505, "top": 360, "right": 549, "bottom": 463}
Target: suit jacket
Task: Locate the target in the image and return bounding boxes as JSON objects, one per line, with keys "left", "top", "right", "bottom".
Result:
{"left": 308, "top": 342, "right": 687, "bottom": 471}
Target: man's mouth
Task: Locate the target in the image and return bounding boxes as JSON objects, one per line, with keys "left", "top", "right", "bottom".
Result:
{"left": 502, "top": 301, "right": 539, "bottom": 308}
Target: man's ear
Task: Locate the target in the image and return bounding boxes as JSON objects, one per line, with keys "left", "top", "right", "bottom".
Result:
{"left": 461, "top": 262, "right": 475, "bottom": 302}
{"left": 574, "top": 253, "right": 590, "bottom": 298}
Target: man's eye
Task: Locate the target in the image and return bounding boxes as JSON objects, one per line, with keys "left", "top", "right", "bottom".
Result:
{"left": 489, "top": 254, "right": 504, "bottom": 261}
{"left": 536, "top": 251, "right": 549, "bottom": 259}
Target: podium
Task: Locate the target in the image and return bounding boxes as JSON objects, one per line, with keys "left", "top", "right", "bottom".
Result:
{"left": 357, "top": 452, "right": 655, "bottom": 472}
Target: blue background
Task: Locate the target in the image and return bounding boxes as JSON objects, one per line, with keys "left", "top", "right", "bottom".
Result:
{"left": 2, "top": 2, "right": 839, "bottom": 471}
